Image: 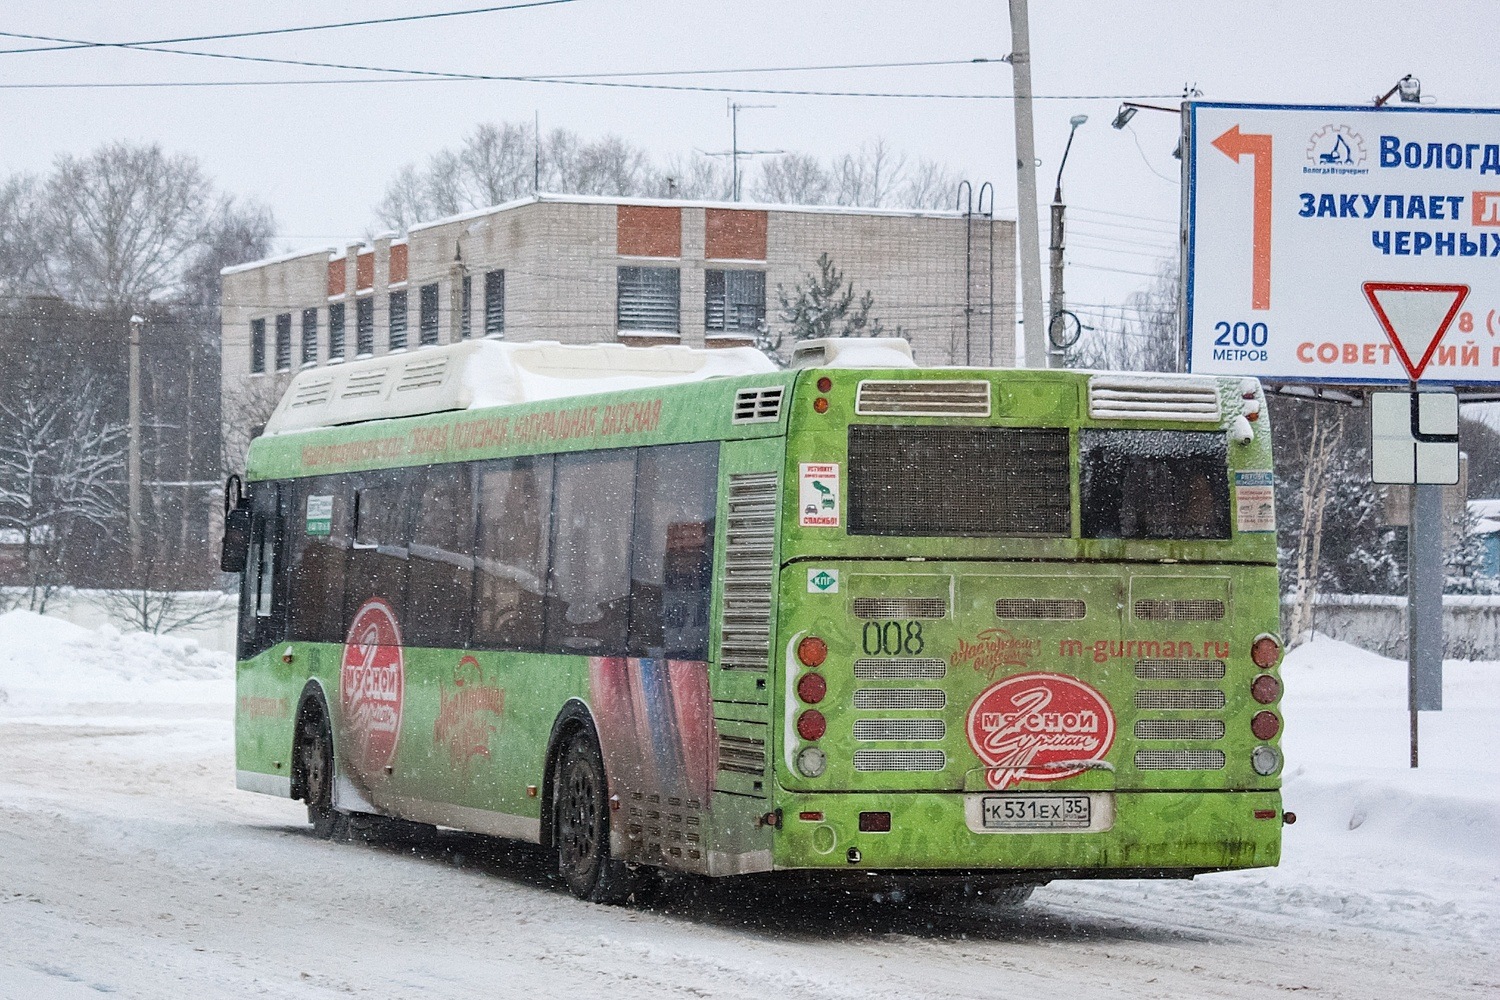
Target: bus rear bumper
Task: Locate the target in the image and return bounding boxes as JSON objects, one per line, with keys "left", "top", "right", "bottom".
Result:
{"left": 770, "top": 789, "right": 1283, "bottom": 876}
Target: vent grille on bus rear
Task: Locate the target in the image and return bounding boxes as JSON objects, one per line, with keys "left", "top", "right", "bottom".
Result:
{"left": 1088, "top": 374, "right": 1222, "bottom": 422}
{"left": 995, "top": 598, "right": 1086, "bottom": 620}
{"left": 1134, "top": 599, "right": 1226, "bottom": 621}
{"left": 716, "top": 734, "right": 767, "bottom": 775}
{"left": 853, "top": 749, "right": 947, "bottom": 772}
{"left": 719, "top": 473, "right": 778, "bottom": 671}
{"left": 1135, "top": 659, "right": 1226, "bottom": 680}
{"left": 394, "top": 355, "right": 449, "bottom": 393}
{"left": 856, "top": 379, "right": 991, "bottom": 417}
{"left": 1134, "top": 719, "right": 1226, "bottom": 740}
{"left": 732, "top": 386, "right": 784, "bottom": 424}
{"left": 852, "top": 597, "right": 947, "bottom": 619}
{"left": 853, "top": 689, "right": 946, "bottom": 710}
{"left": 1134, "top": 750, "right": 1226, "bottom": 770}
{"left": 853, "top": 719, "right": 946, "bottom": 741}
{"left": 1135, "top": 689, "right": 1226, "bottom": 710}
{"left": 288, "top": 374, "right": 335, "bottom": 410}
{"left": 854, "top": 658, "right": 947, "bottom": 680}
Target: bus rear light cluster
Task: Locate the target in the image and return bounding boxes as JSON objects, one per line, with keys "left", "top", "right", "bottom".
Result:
{"left": 1251, "top": 634, "right": 1282, "bottom": 669}
{"left": 797, "top": 636, "right": 828, "bottom": 668}
{"left": 797, "top": 672, "right": 827, "bottom": 704}
{"left": 797, "top": 710, "right": 827, "bottom": 741}
{"left": 1251, "top": 711, "right": 1281, "bottom": 741}
{"left": 1250, "top": 674, "right": 1282, "bottom": 704}
{"left": 1251, "top": 744, "right": 1281, "bottom": 776}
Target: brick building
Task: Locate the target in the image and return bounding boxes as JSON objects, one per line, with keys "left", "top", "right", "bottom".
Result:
{"left": 220, "top": 194, "right": 1013, "bottom": 460}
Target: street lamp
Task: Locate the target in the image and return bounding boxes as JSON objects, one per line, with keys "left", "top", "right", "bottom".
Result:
{"left": 1048, "top": 115, "right": 1088, "bottom": 360}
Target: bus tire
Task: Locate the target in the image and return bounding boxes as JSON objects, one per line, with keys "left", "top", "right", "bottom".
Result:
{"left": 295, "top": 706, "right": 344, "bottom": 841}
{"left": 553, "top": 732, "right": 650, "bottom": 905}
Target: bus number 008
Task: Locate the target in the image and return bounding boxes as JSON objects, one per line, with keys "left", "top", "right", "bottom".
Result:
{"left": 1213, "top": 320, "right": 1268, "bottom": 347}
{"left": 862, "top": 621, "right": 925, "bottom": 655}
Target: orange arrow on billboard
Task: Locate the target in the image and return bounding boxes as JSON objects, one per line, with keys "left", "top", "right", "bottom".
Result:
{"left": 1362, "top": 282, "right": 1470, "bottom": 380}
{"left": 1212, "top": 125, "right": 1274, "bottom": 310}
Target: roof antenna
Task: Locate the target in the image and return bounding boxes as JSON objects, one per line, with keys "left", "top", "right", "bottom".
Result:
{"left": 533, "top": 110, "right": 541, "bottom": 196}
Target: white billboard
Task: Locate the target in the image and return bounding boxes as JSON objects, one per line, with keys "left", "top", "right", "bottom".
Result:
{"left": 1185, "top": 102, "right": 1500, "bottom": 385}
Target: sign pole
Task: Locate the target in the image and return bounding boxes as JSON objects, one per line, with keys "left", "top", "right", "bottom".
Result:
{"left": 1407, "top": 478, "right": 1445, "bottom": 768}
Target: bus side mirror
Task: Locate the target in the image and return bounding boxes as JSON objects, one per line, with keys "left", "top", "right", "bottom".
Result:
{"left": 221, "top": 475, "right": 251, "bottom": 574}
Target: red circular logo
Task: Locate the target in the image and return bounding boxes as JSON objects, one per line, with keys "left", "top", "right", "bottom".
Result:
{"left": 965, "top": 673, "right": 1115, "bottom": 790}
{"left": 341, "top": 598, "right": 404, "bottom": 778}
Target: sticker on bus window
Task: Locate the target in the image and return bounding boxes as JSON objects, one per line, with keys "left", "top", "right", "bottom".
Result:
{"left": 807, "top": 568, "right": 839, "bottom": 593}
{"left": 306, "top": 495, "right": 333, "bottom": 536}
{"left": 1234, "top": 471, "right": 1275, "bottom": 533}
{"left": 799, "top": 463, "right": 840, "bottom": 527}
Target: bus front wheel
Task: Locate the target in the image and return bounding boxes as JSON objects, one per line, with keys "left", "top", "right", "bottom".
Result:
{"left": 553, "top": 732, "right": 653, "bottom": 905}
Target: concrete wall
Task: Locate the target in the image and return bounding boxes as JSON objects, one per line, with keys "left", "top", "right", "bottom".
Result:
{"left": 1295, "top": 594, "right": 1500, "bottom": 659}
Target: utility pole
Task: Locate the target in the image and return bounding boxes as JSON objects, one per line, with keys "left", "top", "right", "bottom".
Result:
{"left": 1008, "top": 0, "right": 1048, "bottom": 368}
{"left": 127, "top": 314, "right": 143, "bottom": 581}
{"left": 1048, "top": 115, "right": 1087, "bottom": 360}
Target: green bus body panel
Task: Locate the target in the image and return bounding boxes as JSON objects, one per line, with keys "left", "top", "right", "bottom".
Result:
{"left": 236, "top": 364, "right": 1282, "bottom": 879}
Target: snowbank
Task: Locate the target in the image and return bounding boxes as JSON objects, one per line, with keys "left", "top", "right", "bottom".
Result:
{"left": 0, "top": 610, "right": 232, "bottom": 715}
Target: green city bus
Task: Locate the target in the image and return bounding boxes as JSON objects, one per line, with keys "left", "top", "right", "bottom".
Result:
{"left": 226, "top": 337, "right": 1286, "bottom": 904}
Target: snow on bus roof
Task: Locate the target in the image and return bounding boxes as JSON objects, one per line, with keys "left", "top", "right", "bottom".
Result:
{"left": 261, "top": 339, "right": 781, "bottom": 436}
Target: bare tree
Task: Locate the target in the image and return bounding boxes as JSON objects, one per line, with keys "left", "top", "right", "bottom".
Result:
{"left": 0, "top": 174, "right": 43, "bottom": 298}
{"left": 40, "top": 142, "right": 213, "bottom": 308}
{"left": 374, "top": 164, "right": 436, "bottom": 233}
{"left": 832, "top": 139, "right": 907, "bottom": 208}
{"left": 94, "top": 577, "right": 235, "bottom": 634}
{"left": 0, "top": 384, "right": 127, "bottom": 611}
{"left": 901, "top": 158, "right": 963, "bottom": 211}
{"left": 1066, "top": 258, "right": 1179, "bottom": 372}
{"left": 458, "top": 121, "right": 537, "bottom": 207}
{"left": 654, "top": 154, "right": 728, "bottom": 200}
{"left": 753, "top": 153, "right": 831, "bottom": 205}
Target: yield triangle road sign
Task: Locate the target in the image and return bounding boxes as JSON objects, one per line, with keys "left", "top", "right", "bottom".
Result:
{"left": 1362, "top": 282, "right": 1469, "bottom": 380}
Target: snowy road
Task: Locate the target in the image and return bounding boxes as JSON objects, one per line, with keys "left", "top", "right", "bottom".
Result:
{"left": 1, "top": 615, "right": 1497, "bottom": 998}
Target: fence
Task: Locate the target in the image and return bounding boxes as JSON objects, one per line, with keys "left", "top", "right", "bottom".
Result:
{"left": 1294, "top": 594, "right": 1500, "bottom": 659}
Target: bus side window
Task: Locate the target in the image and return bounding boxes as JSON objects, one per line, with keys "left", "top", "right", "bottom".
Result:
{"left": 546, "top": 449, "right": 635, "bottom": 655}
{"left": 629, "top": 442, "right": 718, "bottom": 660}
{"left": 408, "top": 462, "right": 475, "bottom": 649}
{"left": 236, "top": 480, "right": 287, "bottom": 660}
{"left": 473, "top": 456, "right": 553, "bottom": 652}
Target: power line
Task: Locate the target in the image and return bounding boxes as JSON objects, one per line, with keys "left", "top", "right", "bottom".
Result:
{"left": 0, "top": 1, "right": 583, "bottom": 56}
{"left": 0, "top": 29, "right": 1184, "bottom": 100}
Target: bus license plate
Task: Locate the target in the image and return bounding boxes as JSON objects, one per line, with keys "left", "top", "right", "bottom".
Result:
{"left": 981, "top": 794, "right": 1092, "bottom": 830}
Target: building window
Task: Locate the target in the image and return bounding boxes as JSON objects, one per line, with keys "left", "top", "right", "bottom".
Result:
{"left": 250, "top": 318, "right": 266, "bottom": 373}
{"left": 389, "top": 289, "right": 409, "bottom": 350}
{"left": 419, "top": 283, "right": 440, "bottom": 345}
{"left": 484, "top": 270, "right": 505, "bottom": 338}
{"left": 460, "top": 274, "right": 472, "bottom": 340}
{"left": 275, "top": 313, "right": 292, "bottom": 371}
{"left": 328, "top": 303, "right": 346, "bottom": 360}
{"left": 300, "top": 308, "right": 318, "bottom": 365}
{"left": 356, "top": 297, "right": 374, "bottom": 356}
{"left": 705, "top": 270, "right": 766, "bottom": 335}
{"left": 617, "top": 266, "right": 680, "bottom": 336}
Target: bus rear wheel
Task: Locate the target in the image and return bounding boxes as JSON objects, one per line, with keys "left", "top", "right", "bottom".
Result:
{"left": 553, "top": 733, "right": 653, "bottom": 905}
{"left": 296, "top": 709, "right": 344, "bottom": 840}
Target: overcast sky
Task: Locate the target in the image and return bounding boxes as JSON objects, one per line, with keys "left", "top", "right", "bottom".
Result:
{"left": 2, "top": 0, "right": 1493, "bottom": 335}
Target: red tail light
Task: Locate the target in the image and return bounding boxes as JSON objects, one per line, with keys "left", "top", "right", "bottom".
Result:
{"left": 797, "top": 636, "right": 828, "bottom": 668}
{"left": 1251, "top": 711, "right": 1281, "bottom": 741}
{"left": 816, "top": 376, "right": 833, "bottom": 392}
{"left": 1251, "top": 635, "right": 1282, "bottom": 669}
{"left": 797, "top": 672, "right": 827, "bottom": 704}
{"left": 1250, "top": 674, "right": 1281, "bottom": 704}
{"left": 796, "top": 710, "right": 827, "bottom": 741}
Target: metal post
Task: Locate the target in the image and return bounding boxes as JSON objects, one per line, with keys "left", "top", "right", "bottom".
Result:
{"left": 1407, "top": 481, "right": 1445, "bottom": 767}
{"left": 731, "top": 102, "right": 740, "bottom": 202}
{"left": 1008, "top": 0, "right": 1047, "bottom": 368}
{"left": 1048, "top": 198, "right": 1065, "bottom": 349}
{"left": 127, "top": 314, "right": 143, "bottom": 581}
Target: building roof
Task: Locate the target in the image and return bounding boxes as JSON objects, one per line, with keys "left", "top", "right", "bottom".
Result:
{"left": 222, "top": 192, "right": 1009, "bottom": 278}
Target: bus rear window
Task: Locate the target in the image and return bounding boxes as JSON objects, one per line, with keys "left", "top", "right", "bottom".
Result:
{"left": 1080, "top": 429, "right": 1230, "bottom": 540}
{"left": 847, "top": 425, "right": 1070, "bottom": 537}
